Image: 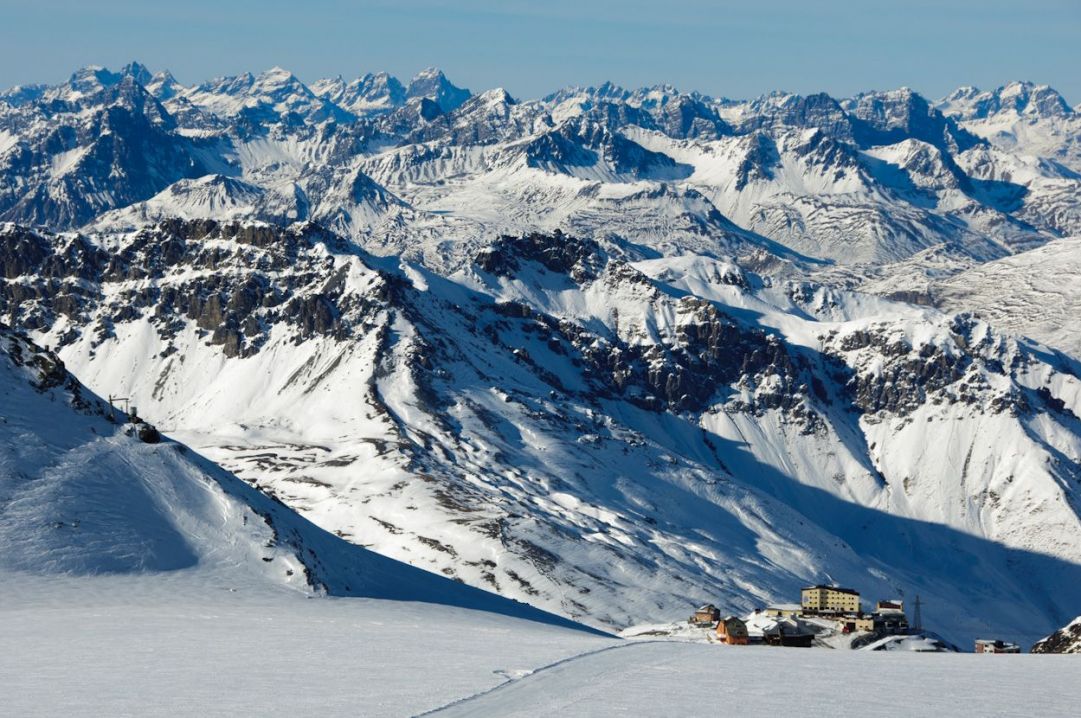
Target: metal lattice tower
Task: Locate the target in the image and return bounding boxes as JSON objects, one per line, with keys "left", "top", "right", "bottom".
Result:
{"left": 913, "top": 594, "right": 923, "bottom": 632}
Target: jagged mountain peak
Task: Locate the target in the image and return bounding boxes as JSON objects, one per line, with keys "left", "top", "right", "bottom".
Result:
{"left": 939, "top": 80, "right": 1073, "bottom": 120}
{"left": 477, "top": 87, "right": 516, "bottom": 105}
{"left": 120, "top": 61, "right": 154, "bottom": 86}
{"left": 0, "top": 83, "right": 47, "bottom": 107}
{"left": 193, "top": 71, "right": 256, "bottom": 96}
{"left": 729, "top": 91, "right": 857, "bottom": 146}
{"left": 847, "top": 87, "right": 982, "bottom": 153}
{"left": 544, "top": 81, "right": 631, "bottom": 107}
{"left": 64, "top": 64, "right": 123, "bottom": 97}
{"left": 256, "top": 66, "right": 303, "bottom": 86}
{"left": 58, "top": 61, "right": 153, "bottom": 97}
{"left": 311, "top": 71, "right": 407, "bottom": 116}
{"left": 145, "top": 70, "right": 182, "bottom": 100}
{"left": 406, "top": 67, "right": 471, "bottom": 112}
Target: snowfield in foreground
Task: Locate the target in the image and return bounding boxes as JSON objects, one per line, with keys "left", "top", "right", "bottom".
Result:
{"left": 3, "top": 578, "right": 1077, "bottom": 718}
{"left": 1, "top": 578, "right": 608, "bottom": 718}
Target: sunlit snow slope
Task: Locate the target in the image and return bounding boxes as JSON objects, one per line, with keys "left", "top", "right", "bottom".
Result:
{"left": 0, "top": 324, "right": 594, "bottom": 633}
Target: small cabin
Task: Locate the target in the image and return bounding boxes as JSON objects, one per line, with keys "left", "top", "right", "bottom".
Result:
{"left": 716, "top": 616, "right": 749, "bottom": 645}
{"left": 975, "top": 639, "right": 1020, "bottom": 654}
{"left": 690, "top": 604, "right": 721, "bottom": 625}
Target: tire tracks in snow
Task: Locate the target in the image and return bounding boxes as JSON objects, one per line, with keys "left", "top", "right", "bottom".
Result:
{"left": 412, "top": 640, "right": 659, "bottom": 717}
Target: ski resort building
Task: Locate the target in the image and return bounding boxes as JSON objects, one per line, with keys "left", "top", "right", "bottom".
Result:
{"left": 716, "top": 616, "right": 749, "bottom": 645}
{"left": 690, "top": 604, "right": 720, "bottom": 625}
{"left": 762, "top": 604, "right": 801, "bottom": 618}
{"left": 800, "top": 585, "right": 860, "bottom": 614}
{"left": 975, "top": 639, "right": 1021, "bottom": 654}
{"left": 839, "top": 616, "right": 876, "bottom": 633}
{"left": 873, "top": 601, "right": 909, "bottom": 633}
{"left": 762, "top": 620, "right": 815, "bottom": 647}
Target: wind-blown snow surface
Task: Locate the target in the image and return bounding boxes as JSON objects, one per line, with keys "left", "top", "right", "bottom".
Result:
{"left": 5, "top": 581, "right": 1075, "bottom": 718}
{"left": 929, "top": 236, "right": 1081, "bottom": 357}
{"left": 1, "top": 579, "right": 612, "bottom": 718}
{"left": 422, "top": 643, "right": 1077, "bottom": 718}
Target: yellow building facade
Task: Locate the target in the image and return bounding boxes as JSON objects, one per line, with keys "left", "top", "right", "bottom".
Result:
{"left": 801, "top": 585, "right": 860, "bottom": 613}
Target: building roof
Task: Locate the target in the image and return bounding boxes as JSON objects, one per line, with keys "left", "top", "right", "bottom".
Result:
{"left": 766, "top": 603, "right": 802, "bottom": 611}
{"left": 976, "top": 639, "right": 1019, "bottom": 647}
{"left": 802, "top": 584, "right": 859, "bottom": 596}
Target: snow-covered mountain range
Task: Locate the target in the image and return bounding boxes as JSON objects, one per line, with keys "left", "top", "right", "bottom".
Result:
{"left": 2, "top": 63, "right": 1080, "bottom": 647}
{"left": 3, "top": 64, "right": 1078, "bottom": 272}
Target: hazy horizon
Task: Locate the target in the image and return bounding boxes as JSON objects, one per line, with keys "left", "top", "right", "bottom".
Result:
{"left": 1, "top": 0, "right": 1079, "bottom": 103}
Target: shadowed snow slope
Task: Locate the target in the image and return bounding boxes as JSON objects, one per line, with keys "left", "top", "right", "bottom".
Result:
{"left": 0, "top": 324, "right": 598, "bottom": 634}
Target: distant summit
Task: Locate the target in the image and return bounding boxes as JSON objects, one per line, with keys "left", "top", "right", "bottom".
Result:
{"left": 406, "top": 67, "right": 471, "bottom": 112}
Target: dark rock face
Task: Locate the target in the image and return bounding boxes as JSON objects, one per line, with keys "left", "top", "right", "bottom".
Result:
{"left": 825, "top": 313, "right": 1030, "bottom": 419}
{"left": 476, "top": 231, "right": 607, "bottom": 282}
{"left": 740, "top": 92, "right": 855, "bottom": 143}
{"left": 735, "top": 132, "right": 780, "bottom": 190}
{"left": 793, "top": 130, "right": 864, "bottom": 180}
{"left": 2, "top": 221, "right": 823, "bottom": 431}
{"left": 1030, "top": 617, "right": 1081, "bottom": 654}
{"left": 1, "top": 325, "right": 104, "bottom": 415}
{"left": 0, "top": 222, "right": 1051, "bottom": 443}
{"left": 524, "top": 116, "right": 693, "bottom": 180}
{"left": 652, "top": 95, "right": 732, "bottom": 140}
{"left": 474, "top": 233, "right": 819, "bottom": 423}
{"left": 0, "top": 220, "right": 383, "bottom": 359}
{"left": 837, "top": 329, "right": 968, "bottom": 414}
{"left": 848, "top": 89, "right": 983, "bottom": 154}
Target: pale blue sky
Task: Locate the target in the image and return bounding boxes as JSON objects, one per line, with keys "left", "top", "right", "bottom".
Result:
{"left": 1, "top": 0, "right": 1078, "bottom": 102}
